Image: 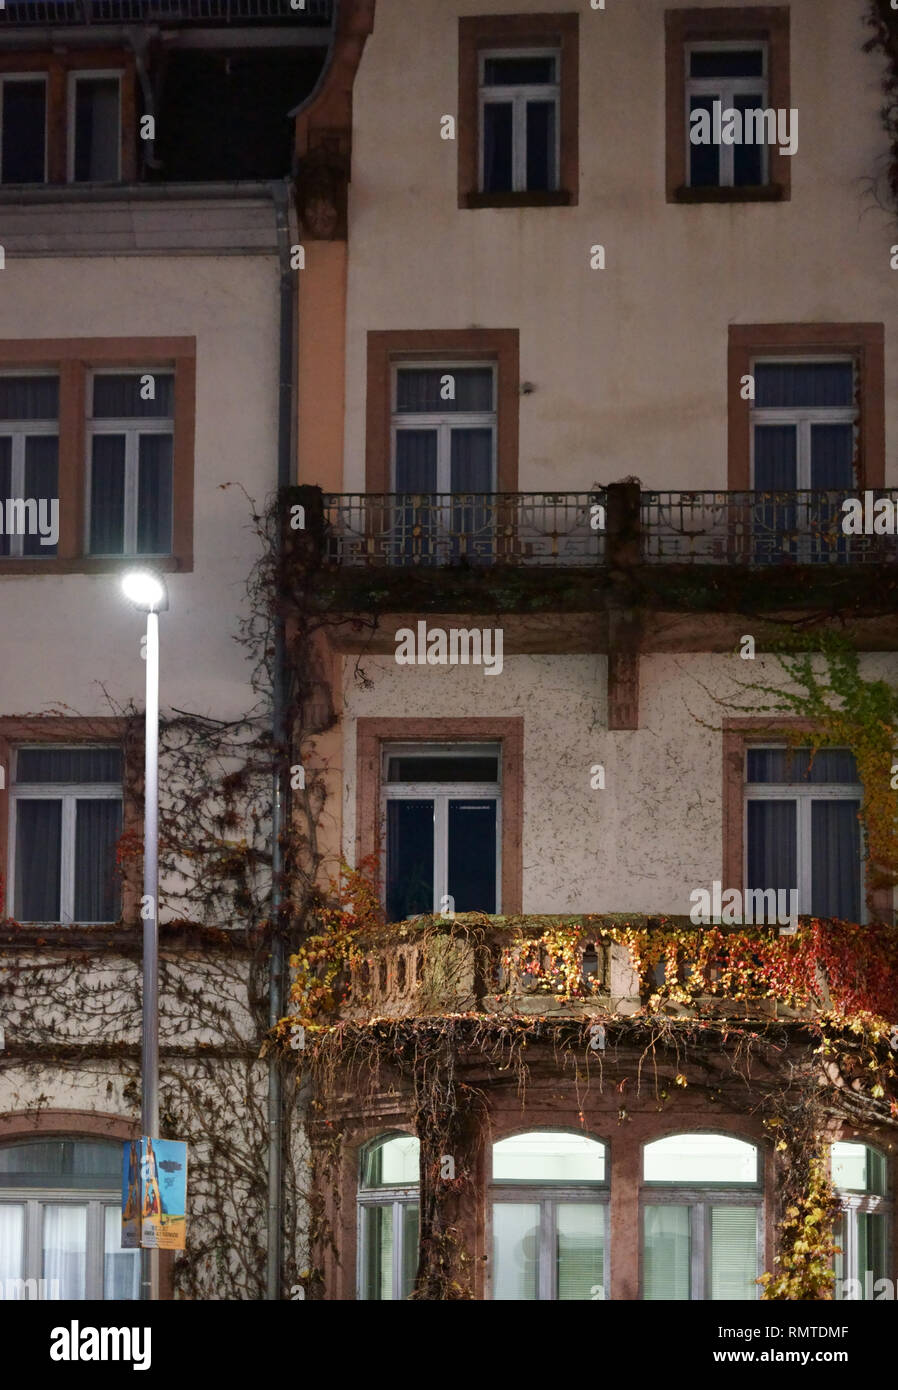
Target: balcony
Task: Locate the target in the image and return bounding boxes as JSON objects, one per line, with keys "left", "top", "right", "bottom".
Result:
{"left": 321, "top": 487, "right": 898, "bottom": 570}
{"left": 0, "top": 0, "right": 333, "bottom": 24}
{"left": 334, "top": 914, "right": 896, "bottom": 1027}
{"left": 285, "top": 484, "right": 898, "bottom": 662}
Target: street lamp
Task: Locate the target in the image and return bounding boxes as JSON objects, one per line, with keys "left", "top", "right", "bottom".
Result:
{"left": 122, "top": 569, "right": 168, "bottom": 1302}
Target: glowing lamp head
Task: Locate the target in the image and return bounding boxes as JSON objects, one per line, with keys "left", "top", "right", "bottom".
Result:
{"left": 121, "top": 570, "right": 168, "bottom": 612}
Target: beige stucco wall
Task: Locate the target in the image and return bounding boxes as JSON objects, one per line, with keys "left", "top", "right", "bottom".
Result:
{"left": 0, "top": 255, "right": 279, "bottom": 721}
{"left": 343, "top": 0, "right": 896, "bottom": 492}
{"left": 341, "top": 649, "right": 898, "bottom": 916}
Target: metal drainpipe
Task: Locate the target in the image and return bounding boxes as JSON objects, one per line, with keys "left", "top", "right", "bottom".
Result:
{"left": 126, "top": 28, "right": 165, "bottom": 173}
{"left": 266, "top": 178, "right": 296, "bottom": 1301}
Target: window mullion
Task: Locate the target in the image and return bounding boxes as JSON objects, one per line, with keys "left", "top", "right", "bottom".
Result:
{"left": 26, "top": 1198, "right": 42, "bottom": 1285}
{"left": 512, "top": 93, "right": 525, "bottom": 192}
{"left": 124, "top": 429, "right": 138, "bottom": 554}
{"left": 434, "top": 795, "right": 447, "bottom": 913}
{"left": 692, "top": 1204, "right": 706, "bottom": 1300}
{"left": 798, "top": 795, "right": 813, "bottom": 915}
{"left": 61, "top": 793, "right": 76, "bottom": 923}
{"left": 10, "top": 432, "right": 25, "bottom": 557}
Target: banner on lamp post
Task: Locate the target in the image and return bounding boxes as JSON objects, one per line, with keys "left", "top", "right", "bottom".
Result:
{"left": 122, "top": 1137, "right": 188, "bottom": 1251}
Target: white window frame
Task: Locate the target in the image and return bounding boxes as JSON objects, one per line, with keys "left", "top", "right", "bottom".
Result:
{"left": 750, "top": 355, "right": 858, "bottom": 489}
{"left": 478, "top": 47, "right": 560, "bottom": 194}
{"left": 356, "top": 1134, "right": 419, "bottom": 1301}
{"left": 0, "top": 369, "right": 59, "bottom": 558}
{"left": 8, "top": 745, "right": 123, "bottom": 925}
{"left": 685, "top": 40, "right": 768, "bottom": 188}
{"left": 0, "top": 1191, "right": 136, "bottom": 1300}
{"left": 85, "top": 367, "right": 174, "bottom": 557}
{"left": 743, "top": 744, "right": 865, "bottom": 923}
{"left": 640, "top": 1190, "right": 764, "bottom": 1300}
{"left": 489, "top": 1135, "right": 610, "bottom": 1302}
{"left": 832, "top": 1143, "right": 891, "bottom": 1299}
{"left": 381, "top": 742, "right": 502, "bottom": 917}
{"left": 390, "top": 361, "right": 497, "bottom": 495}
{"left": 0, "top": 73, "right": 48, "bottom": 185}
{"left": 67, "top": 70, "right": 122, "bottom": 184}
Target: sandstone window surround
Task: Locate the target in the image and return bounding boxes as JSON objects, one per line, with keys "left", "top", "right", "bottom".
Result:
{"left": 0, "top": 339, "right": 195, "bottom": 575}
{"left": 356, "top": 717, "right": 524, "bottom": 916}
{"left": 458, "top": 13, "right": 579, "bottom": 209}
{"left": 665, "top": 7, "right": 791, "bottom": 203}
{"left": 727, "top": 323, "right": 884, "bottom": 491}
{"left": 0, "top": 716, "right": 142, "bottom": 928}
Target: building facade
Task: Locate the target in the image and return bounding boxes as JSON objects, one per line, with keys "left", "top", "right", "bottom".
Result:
{"left": 1, "top": 0, "right": 897, "bottom": 1304}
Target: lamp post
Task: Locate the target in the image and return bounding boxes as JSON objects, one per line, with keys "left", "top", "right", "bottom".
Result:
{"left": 122, "top": 569, "right": 168, "bottom": 1303}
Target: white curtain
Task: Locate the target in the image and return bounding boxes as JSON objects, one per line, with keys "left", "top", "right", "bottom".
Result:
{"left": 0, "top": 1204, "right": 24, "bottom": 1291}
{"left": 42, "top": 1204, "right": 86, "bottom": 1299}
{"left": 104, "top": 1205, "right": 140, "bottom": 1300}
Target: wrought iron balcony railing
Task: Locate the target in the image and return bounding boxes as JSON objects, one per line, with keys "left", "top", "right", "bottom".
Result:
{"left": 319, "top": 488, "right": 898, "bottom": 568}
{"left": 322, "top": 491, "right": 606, "bottom": 568}
{"left": 643, "top": 490, "right": 898, "bottom": 565}
{"left": 0, "top": 0, "right": 332, "bottom": 24}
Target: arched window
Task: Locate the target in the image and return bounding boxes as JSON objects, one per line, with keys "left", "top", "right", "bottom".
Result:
{"left": 0, "top": 1137, "right": 139, "bottom": 1300}
{"left": 490, "top": 1130, "right": 608, "bottom": 1301}
{"left": 357, "top": 1133, "right": 419, "bottom": 1301}
{"left": 832, "top": 1142, "right": 890, "bottom": 1300}
{"left": 642, "top": 1133, "right": 762, "bottom": 1301}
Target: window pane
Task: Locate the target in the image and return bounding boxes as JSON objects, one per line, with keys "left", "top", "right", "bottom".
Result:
{"left": 483, "top": 100, "right": 513, "bottom": 192}
{"left": 90, "top": 434, "right": 126, "bottom": 553}
{"left": 395, "top": 368, "right": 493, "bottom": 414}
{"left": 400, "top": 1203, "right": 419, "bottom": 1298}
{"left": 754, "top": 362, "right": 854, "bottom": 409}
{"left": 394, "top": 430, "right": 437, "bottom": 493}
{"left": 857, "top": 1212, "right": 887, "bottom": 1291}
{"left": 493, "top": 1132, "right": 606, "bottom": 1183}
{"left": 92, "top": 373, "right": 174, "bottom": 419}
{"left": 810, "top": 423, "right": 854, "bottom": 489}
{"left": 643, "top": 1205, "right": 690, "bottom": 1299}
{"left": 746, "top": 747, "right": 859, "bottom": 784}
{"left": 386, "top": 799, "right": 434, "bottom": 922}
{"left": 483, "top": 56, "right": 556, "bottom": 86}
{"left": 753, "top": 424, "right": 797, "bottom": 489}
{"left": 746, "top": 800, "right": 797, "bottom": 907}
{"left": 137, "top": 434, "right": 173, "bottom": 554}
{"left": 23, "top": 435, "right": 59, "bottom": 557}
{"left": 0, "top": 436, "right": 10, "bottom": 557}
{"left": 362, "top": 1135, "right": 420, "bottom": 1188}
{"left": 15, "top": 799, "right": 61, "bottom": 921}
{"left": 17, "top": 747, "right": 122, "bottom": 783}
{"left": 104, "top": 1205, "right": 139, "bottom": 1300}
{"left": 43, "top": 1204, "right": 86, "bottom": 1299}
{"left": 710, "top": 1206, "right": 759, "bottom": 1299}
{"left": 448, "top": 798, "right": 496, "bottom": 913}
{"left": 0, "top": 375, "right": 58, "bottom": 420}
{"left": 492, "top": 1203, "right": 540, "bottom": 1299}
{"left": 832, "top": 1142, "right": 885, "bottom": 1194}
{"left": 386, "top": 753, "right": 499, "bottom": 783}
{"left": 557, "top": 1204, "right": 605, "bottom": 1300}
{"left": 0, "top": 1139, "right": 124, "bottom": 1189}
{"left": 732, "top": 94, "right": 764, "bottom": 186}
{"left": 644, "top": 1134, "right": 758, "bottom": 1183}
{"left": 2, "top": 79, "right": 46, "bottom": 184}
{"left": 75, "top": 798, "right": 122, "bottom": 923}
{"left": 690, "top": 48, "right": 764, "bottom": 78}
{"left": 689, "top": 95, "right": 719, "bottom": 187}
{"left": 73, "top": 77, "right": 119, "bottom": 183}
{"left": 0, "top": 1204, "right": 25, "bottom": 1290}
{"left": 450, "top": 428, "right": 493, "bottom": 492}
{"left": 811, "top": 800, "right": 861, "bottom": 921}
{"left": 361, "top": 1204, "right": 393, "bottom": 1300}
{"left": 525, "top": 100, "right": 555, "bottom": 191}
